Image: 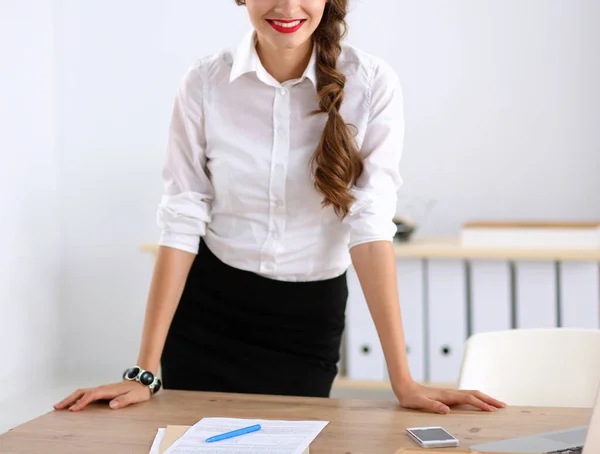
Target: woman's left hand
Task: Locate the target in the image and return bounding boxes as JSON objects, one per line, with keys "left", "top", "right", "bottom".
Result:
{"left": 393, "top": 380, "right": 507, "bottom": 414}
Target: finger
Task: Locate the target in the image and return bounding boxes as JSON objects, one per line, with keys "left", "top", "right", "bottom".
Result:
{"left": 463, "top": 393, "right": 496, "bottom": 412}
{"left": 474, "top": 391, "right": 507, "bottom": 408}
{"left": 68, "top": 391, "right": 99, "bottom": 412}
{"left": 109, "top": 391, "right": 139, "bottom": 409}
{"left": 407, "top": 395, "right": 450, "bottom": 415}
{"left": 54, "top": 389, "right": 87, "bottom": 410}
{"left": 438, "top": 390, "right": 496, "bottom": 411}
{"left": 69, "top": 387, "right": 121, "bottom": 412}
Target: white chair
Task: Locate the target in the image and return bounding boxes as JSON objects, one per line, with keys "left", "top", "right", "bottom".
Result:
{"left": 457, "top": 328, "right": 600, "bottom": 407}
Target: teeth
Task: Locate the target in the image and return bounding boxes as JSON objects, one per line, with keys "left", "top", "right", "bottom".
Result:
{"left": 272, "top": 20, "right": 302, "bottom": 28}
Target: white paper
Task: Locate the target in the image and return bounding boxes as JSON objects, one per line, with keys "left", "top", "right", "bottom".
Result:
{"left": 150, "top": 428, "right": 166, "bottom": 454}
{"left": 163, "top": 418, "right": 328, "bottom": 454}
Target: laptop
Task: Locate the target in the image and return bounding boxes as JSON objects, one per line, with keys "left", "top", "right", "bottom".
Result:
{"left": 470, "top": 384, "right": 600, "bottom": 453}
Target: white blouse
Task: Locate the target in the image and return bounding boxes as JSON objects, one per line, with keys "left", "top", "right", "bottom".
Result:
{"left": 157, "top": 30, "right": 404, "bottom": 282}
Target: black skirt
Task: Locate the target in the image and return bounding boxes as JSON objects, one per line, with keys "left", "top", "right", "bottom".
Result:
{"left": 160, "top": 240, "right": 348, "bottom": 398}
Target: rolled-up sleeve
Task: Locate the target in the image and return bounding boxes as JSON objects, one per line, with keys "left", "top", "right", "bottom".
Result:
{"left": 347, "top": 60, "right": 404, "bottom": 250}
{"left": 156, "top": 62, "right": 213, "bottom": 254}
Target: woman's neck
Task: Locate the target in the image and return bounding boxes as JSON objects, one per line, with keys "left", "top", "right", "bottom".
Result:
{"left": 256, "top": 38, "right": 313, "bottom": 84}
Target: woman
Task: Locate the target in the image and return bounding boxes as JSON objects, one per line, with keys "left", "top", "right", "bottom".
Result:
{"left": 55, "top": 0, "right": 505, "bottom": 415}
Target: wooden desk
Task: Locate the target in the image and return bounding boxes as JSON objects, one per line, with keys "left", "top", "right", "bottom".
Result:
{"left": 0, "top": 391, "right": 592, "bottom": 454}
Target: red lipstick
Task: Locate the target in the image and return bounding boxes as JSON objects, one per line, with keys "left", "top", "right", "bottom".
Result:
{"left": 266, "top": 19, "right": 306, "bottom": 34}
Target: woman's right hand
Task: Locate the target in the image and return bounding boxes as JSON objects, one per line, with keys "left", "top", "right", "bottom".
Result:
{"left": 53, "top": 380, "right": 152, "bottom": 412}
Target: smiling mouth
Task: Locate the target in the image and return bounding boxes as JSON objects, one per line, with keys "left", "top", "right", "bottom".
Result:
{"left": 266, "top": 19, "right": 307, "bottom": 34}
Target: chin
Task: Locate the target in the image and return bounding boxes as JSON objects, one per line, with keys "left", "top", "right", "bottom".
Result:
{"left": 266, "top": 33, "right": 310, "bottom": 50}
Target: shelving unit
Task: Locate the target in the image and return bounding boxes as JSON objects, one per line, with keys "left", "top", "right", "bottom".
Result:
{"left": 332, "top": 377, "right": 453, "bottom": 391}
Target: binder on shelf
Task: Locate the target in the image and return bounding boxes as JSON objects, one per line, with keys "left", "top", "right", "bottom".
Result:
{"left": 427, "top": 260, "right": 467, "bottom": 384}
{"left": 345, "top": 265, "right": 386, "bottom": 381}
{"left": 559, "top": 262, "right": 600, "bottom": 329}
{"left": 514, "top": 261, "right": 557, "bottom": 328}
{"left": 470, "top": 260, "right": 512, "bottom": 334}
{"left": 396, "top": 259, "right": 425, "bottom": 383}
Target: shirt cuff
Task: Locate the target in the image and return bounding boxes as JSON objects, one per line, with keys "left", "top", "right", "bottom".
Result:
{"left": 347, "top": 188, "right": 397, "bottom": 249}
{"left": 348, "top": 222, "right": 397, "bottom": 250}
{"left": 155, "top": 191, "right": 211, "bottom": 255}
{"left": 157, "top": 231, "right": 200, "bottom": 254}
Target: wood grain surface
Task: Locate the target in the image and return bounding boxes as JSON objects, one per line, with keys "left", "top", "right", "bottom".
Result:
{"left": 0, "top": 390, "right": 592, "bottom": 453}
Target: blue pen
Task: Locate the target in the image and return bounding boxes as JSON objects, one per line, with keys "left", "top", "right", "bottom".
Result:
{"left": 205, "top": 423, "right": 262, "bottom": 443}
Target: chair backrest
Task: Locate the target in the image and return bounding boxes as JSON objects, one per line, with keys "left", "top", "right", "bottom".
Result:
{"left": 583, "top": 384, "right": 600, "bottom": 454}
{"left": 457, "top": 328, "right": 600, "bottom": 407}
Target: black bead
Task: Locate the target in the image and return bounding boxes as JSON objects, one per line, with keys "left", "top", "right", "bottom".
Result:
{"left": 140, "top": 371, "right": 154, "bottom": 386}
{"left": 153, "top": 379, "right": 162, "bottom": 394}
{"left": 126, "top": 367, "right": 140, "bottom": 380}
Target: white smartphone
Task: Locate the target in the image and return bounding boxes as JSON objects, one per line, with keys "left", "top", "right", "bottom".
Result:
{"left": 406, "top": 426, "right": 460, "bottom": 448}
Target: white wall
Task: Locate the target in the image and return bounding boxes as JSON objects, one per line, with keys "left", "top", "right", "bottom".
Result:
{"left": 52, "top": 0, "right": 248, "bottom": 381}
{"left": 49, "top": 0, "right": 600, "bottom": 380}
{"left": 346, "top": 0, "right": 600, "bottom": 231}
{"left": 0, "top": 0, "right": 61, "bottom": 401}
